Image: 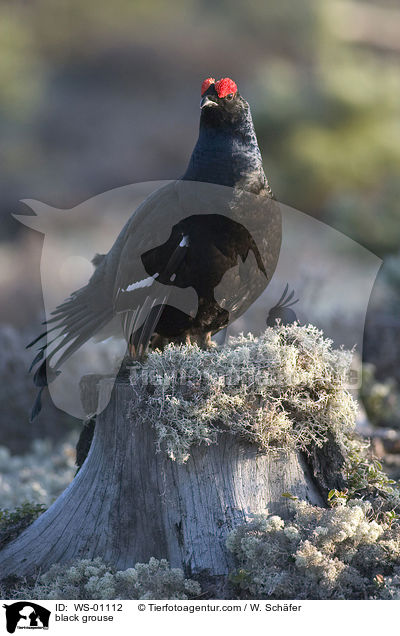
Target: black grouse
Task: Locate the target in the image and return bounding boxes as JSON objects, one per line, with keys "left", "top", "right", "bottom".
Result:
{"left": 28, "top": 77, "right": 282, "bottom": 418}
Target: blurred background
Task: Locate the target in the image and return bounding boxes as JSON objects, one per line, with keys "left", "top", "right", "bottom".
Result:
{"left": 0, "top": 0, "right": 399, "bottom": 502}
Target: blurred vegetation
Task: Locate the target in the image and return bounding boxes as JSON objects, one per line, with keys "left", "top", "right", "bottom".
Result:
{"left": 0, "top": 0, "right": 399, "bottom": 254}
{"left": 0, "top": 503, "right": 46, "bottom": 551}
{"left": 0, "top": 435, "right": 76, "bottom": 507}
{"left": 385, "top": 251, "right": 400, "bottom": 311}
{"left": 0, "top": 325, "right": 78, "bottom": 453}
{"left": 361, "top": 363, "right": 400, "bottom": 428}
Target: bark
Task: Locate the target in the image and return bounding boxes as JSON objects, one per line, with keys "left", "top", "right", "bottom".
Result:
{"left": 304, "top": 431, "right": 347, "bottom": 497}
{"left": 0, "top": 375, "right": 329, "bottom": 590}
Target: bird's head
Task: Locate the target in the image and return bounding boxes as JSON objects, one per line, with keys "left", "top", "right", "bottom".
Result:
{"left": 199, "top": 77, "right": 249, "bottom": 128}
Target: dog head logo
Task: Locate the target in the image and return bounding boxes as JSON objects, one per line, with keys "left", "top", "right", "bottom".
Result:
{"left": 3, "top": 602, "right": 50, "bottom": 633}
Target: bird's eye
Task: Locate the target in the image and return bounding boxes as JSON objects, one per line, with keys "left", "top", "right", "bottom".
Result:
{"left": 226, "top": 93, "right": 234, "bottom": 100}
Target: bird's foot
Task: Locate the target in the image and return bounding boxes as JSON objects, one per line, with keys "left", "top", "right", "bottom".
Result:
{"left": 149, "top": 333, "right": 169, "bottom": 351}
{"left": 185, "top": 331, "right": 216, "bottom": 350}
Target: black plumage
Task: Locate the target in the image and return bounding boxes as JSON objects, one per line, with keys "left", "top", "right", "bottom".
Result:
{"left": 28, "top": 77, "right": 282, "bottom": 418}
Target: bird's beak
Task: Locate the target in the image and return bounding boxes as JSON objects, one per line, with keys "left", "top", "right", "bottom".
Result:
{"left": 200, "top": 95, "right": 218, "bottom": 109}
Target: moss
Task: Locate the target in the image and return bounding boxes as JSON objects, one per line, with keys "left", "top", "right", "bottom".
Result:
{"left": 131, "top": 324, "right": 356, "bottom": 463}
{"left": 0, "top": 503, "right": 46, "bottom": 550}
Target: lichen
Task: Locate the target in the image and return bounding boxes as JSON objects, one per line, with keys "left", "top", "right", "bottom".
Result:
{"left": 131, "top": 324, "right": 356, "bottom": 463}
{"left": 3, "top": 324, "right": 394, "bottom": 601}
{"left": 3, "top": 445, "right": 400, "bottom": 600}
{"left": 3, "top": 557, "right": 201, "bottom": 600}
{"left": 227, "top": 498, "right": 400, "bottom": 600}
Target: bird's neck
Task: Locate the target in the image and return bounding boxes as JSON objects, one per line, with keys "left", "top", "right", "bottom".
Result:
{"left": 182, "top": 113, "right": 268, "bottom": 194}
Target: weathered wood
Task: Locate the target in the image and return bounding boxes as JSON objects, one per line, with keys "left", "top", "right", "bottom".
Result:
{"left": 0, "top": 376, "right": 325, "bottom": 584}
{"left": 305, "top": 431, "right": 347, "bottom": 496}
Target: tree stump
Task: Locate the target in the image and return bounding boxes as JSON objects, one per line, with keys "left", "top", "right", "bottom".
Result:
{"left": 0, "top": 374, "right": 327, "bottom": 591}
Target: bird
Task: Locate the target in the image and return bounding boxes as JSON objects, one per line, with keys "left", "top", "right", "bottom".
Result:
{"left": 266, "top": 284, "right": 299, "bottom": 327}
{"left": 28, "top": 76, "right": 282, "bottom": 420}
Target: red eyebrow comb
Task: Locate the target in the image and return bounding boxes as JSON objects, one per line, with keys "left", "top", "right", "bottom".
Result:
{"left": 201, "top": 78, "right": 215, "bottom": 95}
{"left": 215, "top": 78, "right": 237, "bottom": 98}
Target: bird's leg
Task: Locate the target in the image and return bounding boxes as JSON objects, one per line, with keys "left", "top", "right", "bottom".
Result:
{"left": 187, "top": 331, "right": 216, "bottom": 349}
{"left": 128, "top": 341, "right": 137, "bottom": 358}
{"left": 128, "top": 341, "right": 145, "bottom": 360}
{"left": 150, "top": 333, "right": 168, "bottom": 351}
{"left": 200, "top": 331, "right": 214, "bottom": 349}
{"left": 128, "top": 336, "right": 148, "bottom": 360}
{"left": 205, "top": 331, "right": 218, "bottom": 349}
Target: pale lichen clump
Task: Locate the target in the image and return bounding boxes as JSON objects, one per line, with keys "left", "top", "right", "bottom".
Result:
{"left": 227, "top": 499, "right": 400, "bottom": 600}
{"left": 132, "top": 324, "right": 356, "bottom": 462}
{"left": 5, "top": 557, "right": 201, "bottom": 600}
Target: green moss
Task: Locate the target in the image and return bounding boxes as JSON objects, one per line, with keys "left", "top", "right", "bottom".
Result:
{"left": 0, "top": 503, "right": 46, "bottom": 550}
{"left": 132, "top": 324, "right": 356, "bottom": 463}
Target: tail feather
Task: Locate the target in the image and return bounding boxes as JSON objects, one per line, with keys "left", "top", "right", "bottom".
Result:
{"left": 27, "top": 328, "right": 56, "bottom": 349}
{"left": 33, "top": 359, "right": 60, "bottom": 387}
{"left": 128, "top": 295, "right": 168, "bottom": 359}
{"left": 30, "top": 387, "right": 45, "bottom": 422}
{"left": 135, "top": 297, "right": 167, "bottom": 353}
{"left": 28, "top": 347, "right": 45, "bottom": 372}
{"left": 29, "top": 274, "right": 113, "bottom": 419}
{"left": 34, "top": 306, "right": 111, "bottom": 376}
{"left": 47, "top": 294, "right": 85, "bottom": 315}
{"left": 54, "top": 307, "right": 103, "bottom": 337}
{"left": 275, "top": 283, "right": 289, "bottom": 307}
{"left": 50, "top": 309, "right": 112, "bottom": 369}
